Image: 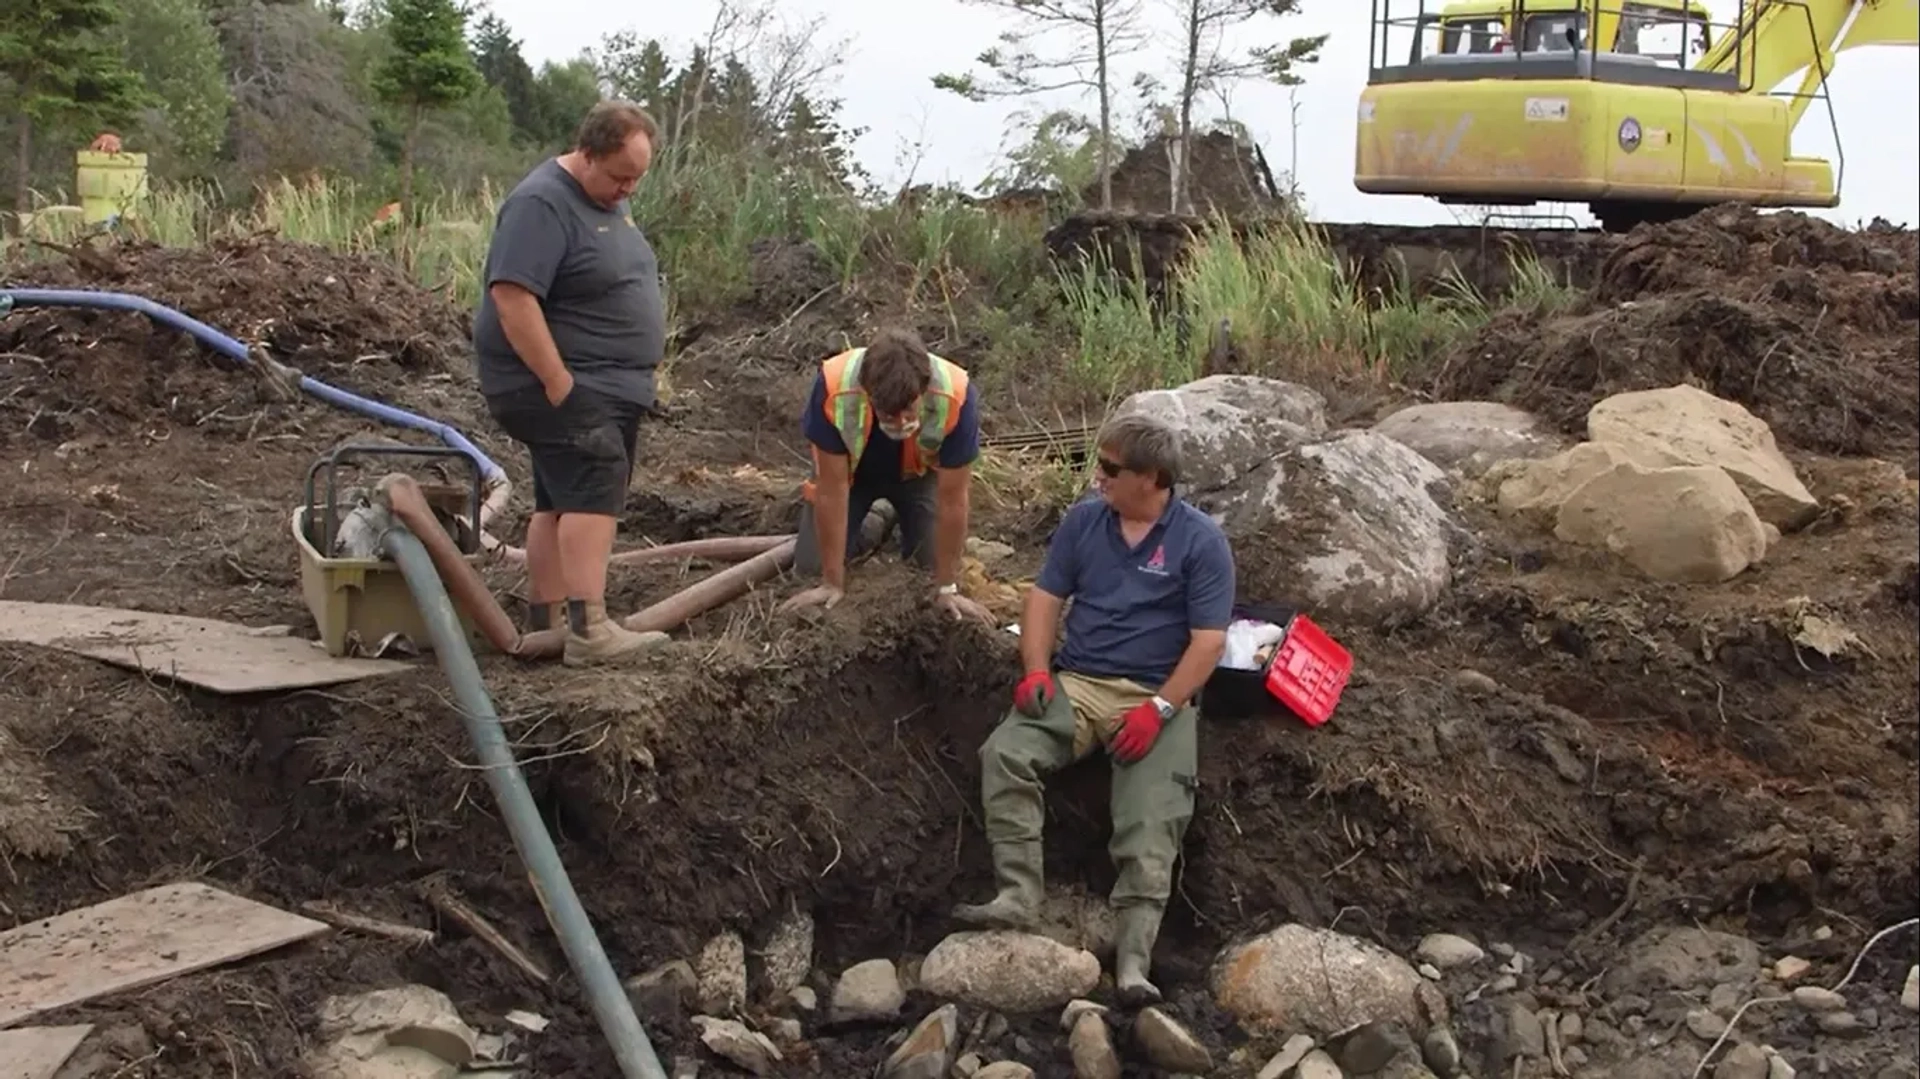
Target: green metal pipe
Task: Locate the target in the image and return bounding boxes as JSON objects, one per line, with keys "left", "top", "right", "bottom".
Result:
{"left": 377, "top": 513, "right": 669, "bottom": 1079}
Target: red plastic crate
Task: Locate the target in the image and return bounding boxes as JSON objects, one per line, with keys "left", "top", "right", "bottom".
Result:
{"left": 1262, "top": 613, "right": 1353, "bottom": 727}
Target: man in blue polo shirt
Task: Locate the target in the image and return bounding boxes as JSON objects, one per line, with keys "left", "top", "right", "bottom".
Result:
{"left": 953, "top": 410, "right": 1235, "bottom": 1006}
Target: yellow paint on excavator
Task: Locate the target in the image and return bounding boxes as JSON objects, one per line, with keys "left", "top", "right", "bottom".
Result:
{"left": 1354, "top": 0, "right": 1920, "bottom": 230}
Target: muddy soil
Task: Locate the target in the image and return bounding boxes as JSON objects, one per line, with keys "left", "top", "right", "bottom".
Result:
{"left": 0, "top": 219, "right": 1915, "bottom": 1078}
{"left": 1425, "top": 206, "right": 1920, "bottom": 472}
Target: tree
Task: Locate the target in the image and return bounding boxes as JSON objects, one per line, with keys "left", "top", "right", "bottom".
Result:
{"left": 469, "top": 12, "right": 541, "bottom": 145}
{"left": 111, "top": 0, "right": 233, "bottom": 179}
{"left": 1148, "top": 0, "right": 1323, "bottom": 213}
{"left": 373, "top": 0, "right": 481, "bottom": 222}
{"left": 0, "top": 0, "right": 146, "bottom": 216}
{"left": 933, "top": 0, "right": 1148, "bottom": 211}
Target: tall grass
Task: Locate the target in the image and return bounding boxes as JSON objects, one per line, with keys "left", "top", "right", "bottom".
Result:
{"left": 1056, "top": 214, "right": 1579, "bottom": 399}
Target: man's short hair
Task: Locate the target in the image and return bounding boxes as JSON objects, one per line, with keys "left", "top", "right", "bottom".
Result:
{"left": 1097, "top": 411, "right": 1182, "bottom": 489}
{"left": 858, "top": 328, "right": 933, "bottom": 415}
{"left": 576, "top": 100, "right": 660, "bottom": 158}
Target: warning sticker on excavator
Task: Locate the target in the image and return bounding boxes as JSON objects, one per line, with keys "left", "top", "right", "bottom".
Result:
{"left": 1524, "top": 97, "right": 1569, "bottom": 122}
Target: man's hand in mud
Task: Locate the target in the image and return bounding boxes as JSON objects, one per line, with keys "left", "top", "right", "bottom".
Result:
{"left": 779, "top": 584, "right": 844, "bottom": 614}
{"left": 934, "top": 591, "right": 994, "bottom": 625}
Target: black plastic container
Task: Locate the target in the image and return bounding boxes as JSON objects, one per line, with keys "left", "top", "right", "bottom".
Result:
{"left": 1199, "top": 602, "right": 1298, "bottom": 721}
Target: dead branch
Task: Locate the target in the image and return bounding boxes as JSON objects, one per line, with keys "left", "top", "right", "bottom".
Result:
{"left": 417, "top": 877, "right": 552, "bottom": 985}
{"left": 300, "top": 899, "right": 437, "bottom": 946}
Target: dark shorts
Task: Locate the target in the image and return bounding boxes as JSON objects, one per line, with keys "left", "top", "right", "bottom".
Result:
{"left": 486, "top": 386, "right": 642, "bottom": 516}
{"left": 794, "top": 471, "right": 937, "bottom": 575}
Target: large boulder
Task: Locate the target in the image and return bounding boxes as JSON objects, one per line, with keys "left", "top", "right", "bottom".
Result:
{"left": 1553, "top": 459, "right": 1772, "bottom": 582}
{"left": 1491, "top": 441, "right": 1659, "bottom": 522}
{"left": 1212, "top": 924, "right": 1445, "bottom": 1037}
{"left": 918, "top": 931, "right": 1100, "bottom": 1013}
{"left": 1114, "top": 374, "right": 1327, "bottom": 493}
{"left": 1585, "top": 385, "right": 1819, "bottom": 531}
{"left": 1373, "top": 400, "right": 1563, "bottom": 477}
{"left": 1211, "top": 430, "right": 1456, "bottom": 625}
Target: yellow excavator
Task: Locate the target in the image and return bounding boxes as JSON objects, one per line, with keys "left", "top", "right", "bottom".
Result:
{"left": 1353, "top": 0, "right": 1919, "bottom": 230}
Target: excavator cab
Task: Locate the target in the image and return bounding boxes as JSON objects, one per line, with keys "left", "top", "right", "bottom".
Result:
{"left": 1355, "top": 0, "right": 1919, "bottom": 231}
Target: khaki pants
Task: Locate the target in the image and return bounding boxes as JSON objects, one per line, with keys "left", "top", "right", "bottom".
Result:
{"left": 977, "top": 671, "right": 1198, "bottom": 909}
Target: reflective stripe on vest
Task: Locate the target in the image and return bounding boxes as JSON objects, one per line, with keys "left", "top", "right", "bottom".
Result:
{"left": 819, "top": 348, "right": 971, "bottom": 477}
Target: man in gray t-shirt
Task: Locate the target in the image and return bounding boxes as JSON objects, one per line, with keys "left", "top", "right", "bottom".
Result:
{"left": 472, "top": 99, "right": 669, "bottom": 667}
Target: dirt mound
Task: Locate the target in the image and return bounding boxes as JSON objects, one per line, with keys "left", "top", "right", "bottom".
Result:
{"left": 0, "top": 237, "right": 476, "bottom": 448}
{"left": 1427, "top": 207, "right": 1920, "bottom": 470}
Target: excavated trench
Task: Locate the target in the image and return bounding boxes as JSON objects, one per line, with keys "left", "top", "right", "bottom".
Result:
{"left": 6, "top": 549, "right": 1918, "bottom": 1077}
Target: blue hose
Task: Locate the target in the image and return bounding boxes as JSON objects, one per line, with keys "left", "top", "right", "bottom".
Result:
{"left": 0, "top": 287, "right": 506, "bottom": 485}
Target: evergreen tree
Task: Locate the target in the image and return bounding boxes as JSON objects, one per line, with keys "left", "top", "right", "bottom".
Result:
{"left": 0, "top": 0, "right": 147, "bottom": 215}
{"left": 374, "top": 0, "right": 481, "bottom": 221}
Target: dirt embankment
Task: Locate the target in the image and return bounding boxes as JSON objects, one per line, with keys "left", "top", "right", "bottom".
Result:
{"left": 0, "top": 214, "right": 1914, "bottom": 1078}
{"left": 1425, "top": 206, "right": 1920, "bottom": 472}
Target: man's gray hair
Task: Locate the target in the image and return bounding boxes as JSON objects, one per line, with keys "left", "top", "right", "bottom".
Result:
{"left": 1096, "top": 411, "right": 1182, "bottom": 489}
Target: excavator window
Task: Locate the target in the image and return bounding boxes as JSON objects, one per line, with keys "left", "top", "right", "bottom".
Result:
{"left": 1521, "top": 12, "right": 1586, "bottom": 52}
{"left": 1614, "top": 3, "right": 1712, "bottom": 64}
{"left": 1436, "top": 17, "right": 1505, "bottom": 55}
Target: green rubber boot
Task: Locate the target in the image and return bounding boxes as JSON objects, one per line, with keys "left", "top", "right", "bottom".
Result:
{"left": 952, "top": 840, "right": 1043, "bottom": 930}
{"left": 1113, "top": 903, "right": 1165, "bottom": 1006}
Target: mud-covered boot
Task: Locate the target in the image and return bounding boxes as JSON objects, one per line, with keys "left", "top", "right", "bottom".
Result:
{"left": 563, "top": 599, "right": 669, "bottom": 667}
{"left": 952, "top": 840, "right": 1043, "bottom": 930}
{"left": 1113, "top": 902, "right": 1165, "bottom": 1006}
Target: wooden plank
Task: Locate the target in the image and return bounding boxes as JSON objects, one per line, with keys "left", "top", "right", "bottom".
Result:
{"left": 0, "top": 883, "right": 330, "bottom": 1027}
{"left": 0, "top": 1024, "right": 93, "bottom": 1079}
{"left": 0, "top": 600, "right": 408, "bottom": 694}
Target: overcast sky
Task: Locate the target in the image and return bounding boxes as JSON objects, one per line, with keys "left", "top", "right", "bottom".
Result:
{"left": 484, "top": 0, "right": 1918, "bottom": 228}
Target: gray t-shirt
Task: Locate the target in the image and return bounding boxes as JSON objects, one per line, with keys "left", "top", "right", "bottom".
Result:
{"left": 472, "top": 158, "right": 665, "bottom": 406}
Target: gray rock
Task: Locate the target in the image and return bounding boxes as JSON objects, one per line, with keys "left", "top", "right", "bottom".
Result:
{"left": 1212, "top": 923, "right": 1446, "bottom": 1037}
{"left": 1060, "top": 999, "right": 1107, "bottom": 1032}
{"left": 1709, "top": 984, "right": 1744, "bottom": 1015}
{"left": 1336, "top": 1021, "right": 1402, "bottom": 1074}
{"left": 1295, "top": 1049, "right": 1344, "bottom": 1079}
{"left": 1714, "top": 1043, "right": 1771, "bottom": 1079}
{"left": 953, "top": 1052, "right": 982, "bottom": 1078}
{"left": 1417, "top": 964, "right": 1442, "bottom": 981}
{"left": 974, "top": 1063, "right": 1035, "bottom": 1079}
{"left": 762, "top": 1017, "right": 803, "bottom": 1044}
{"left": 1768, "top": 1054, "right": 1797, "bottom": 1078}
{"left": 1772, "top": 957, "right": 1812, "bottom": 983}
{"left": 1115, "top": 375, "right": 1328, "bottom": 493}
{"left": 880, "top": 1004, "right": 959, "bottom": 1079}
{"left": 1134, "top": 1008, "right": 1212, "bottom": 1073}
{"left": 1068, "top": 1011, "right": 1120, "bottom": 1079}
{"left": 1557, "top": 1011, "right": 1582, "bottom": 1043}
{"left": 1814, "top": 1011, "right": 1862, "bottom": 1037}
{"left": 1501, "top": 1003, "right": 1545, "bottom": 1059}
{"left": 671, "top": 1055, "right": 700, "bottom": 1079}
{"left": 1415, "top": 934, "right": 1485, "bottom": 971}
{"left": 831, "top": 958, "right": 906, "bottom": 1022}
{"left": 692, "top": 1016, "right": 780, "bottom": 1076}
{"left": 694, "top": 932, "right": 749, "bottom": 1016}
{"left": 1258, "top": 1034, "right": 1318, "bottom": 1079}
{"left": 1205, "top": 430, "right": 1456, "bottom": 625}
{"left": 757, "top": 908, "right": 814, "bottom": 999}
{"left": 1420, "top": 1027, "right": 1461, "bottom": 1076}
{"left": 787, "top": 986, "right": 817, "bottom": 1014}
{"left": 920, "top": 931, "right": 1100, "bottom": 1014}
{"left": 1903, "top": 966, "right": 1918, "bottom": 1013}
{"left": 1605, "top": 927, "right": 1763, "bottom": 995}
{"left": 1688, "top": 1009, "right": 1730, "bottom": 1041}
{"left": 1373, "top": 400, "right": 1561, "bottom": 477}
{"left": 1792, "top": 986, "right": 1846, "bottom": 1013}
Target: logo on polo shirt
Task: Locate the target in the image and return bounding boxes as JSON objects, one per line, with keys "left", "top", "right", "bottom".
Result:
{"left": 1140, "top": 543, "right": 1169, "bottom": 576}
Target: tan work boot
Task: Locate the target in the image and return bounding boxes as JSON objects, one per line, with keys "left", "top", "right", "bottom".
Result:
{"left": 562, "top": 599, "right": 669, "bottom": 667}
{"left": 1113, "top": 902, "right": 1166, "bottom": 1005}
{"left": 952, "top": 840, "right": 1043, "bottom": 930}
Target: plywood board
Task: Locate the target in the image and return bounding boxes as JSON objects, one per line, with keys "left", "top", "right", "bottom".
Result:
{"left": 0, "top": 1024, "right": 93, "bottom": 1079}
{"left": 0, "top": 600, "right": 408, "bottom": 693}
{"left": 0, "top": 882, "right": 330, "bottom": 1027}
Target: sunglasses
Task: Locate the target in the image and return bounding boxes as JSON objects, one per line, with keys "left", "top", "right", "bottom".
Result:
{"left": 1096, "top": 456, "right": 1127, "bottom": 477}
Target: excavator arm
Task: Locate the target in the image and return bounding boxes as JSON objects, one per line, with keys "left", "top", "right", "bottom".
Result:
{"left": 1697, "top": 0, "right": 1918, "bottom": 130}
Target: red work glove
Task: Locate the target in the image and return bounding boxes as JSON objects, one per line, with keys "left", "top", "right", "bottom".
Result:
{"left": 1013, "top": 671, "right": 1057, "bottom": 717}
{"left": 1110, "top": 700, "right": 1166, "bottom": 763}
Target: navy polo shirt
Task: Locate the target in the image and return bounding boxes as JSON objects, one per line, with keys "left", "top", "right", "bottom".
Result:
{"left": 1035, "top": 492, "right": 1236, "bottom": 687}
{"left": 801, "top": 370, "right": 982, "bottom": 487}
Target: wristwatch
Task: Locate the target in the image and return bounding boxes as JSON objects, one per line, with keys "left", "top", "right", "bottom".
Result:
{"left": 936, "top": 582, "right": 959, "bottom": 596}
{"left": 1150, "top": 695, "right": 1175, "bottom": 719}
